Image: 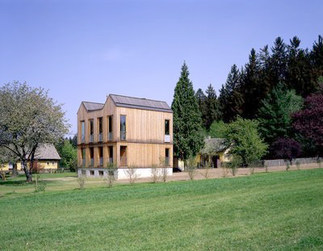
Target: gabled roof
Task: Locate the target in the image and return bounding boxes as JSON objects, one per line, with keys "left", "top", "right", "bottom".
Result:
{"left": 82, "top": 101, "right": 104, "bottom": 111}
{"left": 34, "top": 144, "right": 61, "bottom": 160}
{"left": 109, "top": 94, "right": 172, "bottom": 113}
{"left": 200, "top": 138, "right": 230, "bottom": 155}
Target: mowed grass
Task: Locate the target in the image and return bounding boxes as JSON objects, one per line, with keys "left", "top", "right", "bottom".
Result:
{"left": 0, "top": 169, "right": 322, "bottom": 250}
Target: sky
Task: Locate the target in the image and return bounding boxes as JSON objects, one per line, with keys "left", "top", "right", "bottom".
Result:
{"left": 0, "top": 0, "right": 322, "bottom": 136}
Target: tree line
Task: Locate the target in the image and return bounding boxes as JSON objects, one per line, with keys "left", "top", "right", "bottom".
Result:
{"left": 172, "top": 35, "right": 323, "bottom": 165}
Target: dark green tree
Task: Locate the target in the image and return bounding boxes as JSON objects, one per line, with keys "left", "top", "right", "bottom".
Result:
{"left": 219, "top": 64, "right": 243, "bottom": 122}
{"left": 269, "top": 37, "right": 287, "bottom": 86}
{"left": 240, "top": 48, "right": 263, "bottom": 119}
{"left": 257, "top": 84, "right": 303, "bottom": 146}
{"left": 172, "top": 63, "right": 204, "bottom": 162}
{"left": 204, "top": 84, "right": 221, "bottom": 129}
{"left": 195, "top": 88, "right": 208, "bottom": 129}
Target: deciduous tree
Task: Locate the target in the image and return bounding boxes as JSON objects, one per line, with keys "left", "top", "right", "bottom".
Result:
{"left": 0, "top": 82, "right": 69, "bottom": 182}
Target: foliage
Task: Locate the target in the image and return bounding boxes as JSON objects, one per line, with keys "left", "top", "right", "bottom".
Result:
{"left": 257, "top": 84, "right": 303, "bottom": 145}
{"left": 271, "top": 138, "right": 302, "bottom": 162}
{"left": 218, "top": 64, "right": 243, "bottom": 122}
{"left": 57, "top": 140, "right": 77, "bottom": 171}
{"left": 126, "top": 166, "right": 138, "bottom": 185}
{"left": 34, "top": 174, "right": 46, "bottom": 192}
{"left": 151, "top": 165, "right": 160, "bottom": 183}
{"left": 208, "top": 120, "right": 227, "bottom": 138}
{"left": 225, "top": 118, "right": 267, "bottom": 166}
{"left": 77, "top": 175, "right": 86, "bottom": 190}
{"left": 186, "top": 156, "right": 197, "bottom": 180}
{"left": 105, "top": 162, "right": 117, "bottom": 188}
{"left": 226, "top": 155, "right": 242, "bottom": 176}
{"left": 293, "top": 94, "right": 323, "bottom": 155}
{"left": 0, "top": 82, "right": 69, "bottom": 182}
{"left": 171, "top": 63, "right": 204, "bottom": 161}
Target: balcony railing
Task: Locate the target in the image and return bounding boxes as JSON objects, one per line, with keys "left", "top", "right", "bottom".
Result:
{"left": 82, "top": 159, "right": 86, "bottom": 167}
{"left": 99, "top": 158, "right": 103, "bottom": 166}
{"left": 120, "top": 131, "right": 126, "bottom": 141}
{"left": 89, "top": 134, "right": 94, "bottom": 143}
{"left": 164, "top": 135, "right": 170, "bottom": 143}
{"left": 108, "top": 132, "right": 113, "bottom": 141}
{"left": 90, "top": 158, "right": 94, "bottom": 167}
{"left": 81, "top": 135, "right": 85, "bottom": 143}
{"left": 98, "top": 133, "right": 103, "bottom": 142}
{"left": 109, "top": 158, "right": 113, "bottom": 164}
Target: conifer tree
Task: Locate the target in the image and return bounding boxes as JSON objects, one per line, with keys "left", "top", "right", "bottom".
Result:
{"left": 172, "top": 63, "right": 204, "bottom": 162}
{"left": 204, "top": 84, "right": 221, "bottom": 129}
{"left": 219, "top": 64, "right": 243, "bottom": 122}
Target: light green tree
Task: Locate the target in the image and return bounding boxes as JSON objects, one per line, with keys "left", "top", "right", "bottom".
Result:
{"left": 225, "top": 118, "right": 267, "bottom": 166}
{"left": 0, "top": 82, "right": 69, "bottom": 182}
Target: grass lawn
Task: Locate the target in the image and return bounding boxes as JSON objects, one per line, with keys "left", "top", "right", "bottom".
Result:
{"left": 0, "top": 169, "right": 322, "bottom": 250}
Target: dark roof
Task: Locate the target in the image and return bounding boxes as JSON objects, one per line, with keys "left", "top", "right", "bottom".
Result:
{"left": 82, "top": 101, "right": 104, "bottom": 111}
{"left": 109, "top": 94, "right": 172, "bottom": 113}
{"left": 34, "top": 144, "right": 61, "bottom": 160}
{"left": 200, "top": 138, "right": 230, "bottom": 155}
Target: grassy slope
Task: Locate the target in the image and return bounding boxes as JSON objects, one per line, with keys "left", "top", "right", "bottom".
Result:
{"left": 0, "top": 169, "right": 322, "bottom": 250}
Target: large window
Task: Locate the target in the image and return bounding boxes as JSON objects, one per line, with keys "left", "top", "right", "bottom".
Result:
{"left": 120, "top": 115, "right": 126, "bottom": 140}
{"left": 99, "top": 147, "right": 103, "bottom": 166}
{"left": 89, "top": 119, "right": 94, "bottom": 142}
{"left": 81, "top": 121, "right": 85, "bottom": 143}
{"left": 109, "top": 146, "right": 113, "bottom": 163}
{"left": 90, "top": 148, "right": 94, "bottom": 166}
{"left": 165, "top": 120, "right": 170, "bottom": 135}
{"left": 165, "top": 148, "right": 170, "bottom": 166}
{"left": 82, "top": 148, "right": 86, "bottom": 167}
{"left": 98, "top": 117, "right": 103, "bottom": 142}
{"left": 108, "top": 116, "right": 113, "bottom": 140}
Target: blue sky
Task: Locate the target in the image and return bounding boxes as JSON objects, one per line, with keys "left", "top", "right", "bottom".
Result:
{"left": 1, "top": 0, "right": 322, "bottom": 136}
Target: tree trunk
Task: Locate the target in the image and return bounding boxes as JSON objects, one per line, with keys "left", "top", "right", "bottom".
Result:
{"left": 22, "top": 160, "right": 32, "bottom": 182}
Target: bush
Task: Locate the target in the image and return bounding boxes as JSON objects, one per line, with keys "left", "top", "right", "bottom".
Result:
{"left": 151, "top": 165, "right": 160, "bottom": 183}
{"left": 34, "top": 174, "right": 46, "bottom": 192}
{"left": 126, "top": 166, "right": 138, "bottom": 185}
{"left": 77, "top": 175, "right": 86, "bottom": 190}
{"left": 187, "top": 157, "right": 197, "bottom": 180}
{"left": 105, "top": 163, "right": 117, "bottom": 188}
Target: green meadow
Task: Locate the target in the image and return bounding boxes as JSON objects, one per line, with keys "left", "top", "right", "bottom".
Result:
{"left": 0, "top": 169, "right": 322, "bottom": 250}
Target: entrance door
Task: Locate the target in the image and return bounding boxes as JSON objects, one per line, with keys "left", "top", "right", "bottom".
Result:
{"left": 120, "top": 146, "right": 127, "bottom": 166}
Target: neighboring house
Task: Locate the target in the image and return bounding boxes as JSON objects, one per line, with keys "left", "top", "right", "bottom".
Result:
{"left": 0, "top": 144, "right": 61, "bottom": 171}
{"left": 77, "top": 94, "right": 173, "bottom": 179}
{"left": 198, "top": 138, "right": 231, "bottom": 168}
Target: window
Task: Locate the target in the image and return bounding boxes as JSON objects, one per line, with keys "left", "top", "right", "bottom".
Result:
{"left": 99, "top": 170, "right": 104, "bottom": 176}
{"left": 108, "top": 116, "right": 113, "bottom": 140}
{"left": 82, "top": 148, "right": 86, "bottom": 167}
{"left": 120, "top": 146, "right": 127, "bottom": 166}
{"left": 109, "top": 146, "right": 113, "bottom": 163}
{"left": 99, "top": 147, "right": 103, "bottom": 166}
{"left": 81, "top": 121, "right": 85, "bottom": 142}
{"left": 98, "top": 117, "right": 103, "bottom": 142}
{"left": 120, "top": 115, "right": 126, "bottom": 140}
{"left": 90, "top": 170, "right": 94, "bottom": 176}
{"left": 90, "top": 148, "right": 94, "bottom": 166}
{"left": 165, "top": 120, "right": 170, "bottom": 135}
{"left": 89, "top": 119, "right": 94, "bottom": 142}
{"left": 165, "top": 148, "right": 170, "bottom": 166}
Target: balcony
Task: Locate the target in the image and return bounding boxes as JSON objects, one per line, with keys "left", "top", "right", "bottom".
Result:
{"left": 164, "top": 135, "right": 170, "bottom": 143}
{"left": 90, "top": 158, "right": 94, "bottom": 167}
{"left": 98, "top": 133, "right": 103, "bottom": 142}
{"left": 120, "top": 131, "right": 126, "bottom": 141}
{"left": 108, "top": 132, "right": 113, "bottom": 141}
{"left": 109, "top": 157, "right": 113, "bottom": 164}
{"left": 89, "top": 134, "right": 94, "bottom": 143}
{"left": 99, "top": 157, "right": 103, "bottom": 166}
{"left": 82, "top": 159, "right": 86, "bottom": 167}
{"left": 81, "top": 135, "right": 85, "bottom": 143}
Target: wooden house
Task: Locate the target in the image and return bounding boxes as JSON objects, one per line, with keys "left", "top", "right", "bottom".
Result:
{"left": 77, "top": 94, "right": 173, "bottom": 179}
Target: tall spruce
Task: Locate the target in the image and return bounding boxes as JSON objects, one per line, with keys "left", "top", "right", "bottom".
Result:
{"left": 204, "top": 84, "right": 221, "bottom": 129}
{"left": 269, "top": 37, "right": 287, "bottom": 86}
{"left": 172, "top": 63, "right": 204, "bottom": 161}
{"left": 195, "top": 88, "right": 208, "bottom": 129}
{"left": 240, "top": 48, "right": 263, "bottom": 119}
{"left": 219, "top": 64, "right": 243, "bottom": 122}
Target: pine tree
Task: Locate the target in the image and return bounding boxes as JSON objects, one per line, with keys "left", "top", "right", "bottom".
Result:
{"left": 219, "top": 64, "right": 243, "bottom": 122}
{"left": 204, "top": 84, "right": 221, "bottom": 129}
{"left": 286, "top": 36, "right": 316, "bottom": 96}
{"left": 195, "top": 88, "right": 207, "bottom": 129}
{"left": 171, "top": 63, "right": 204, "bottom": 161}
{"left": 240, "top": 48, "right": 263, "bottom": 119}
{"left": 269, "top": 37, "right": 287, "bottom": 86}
